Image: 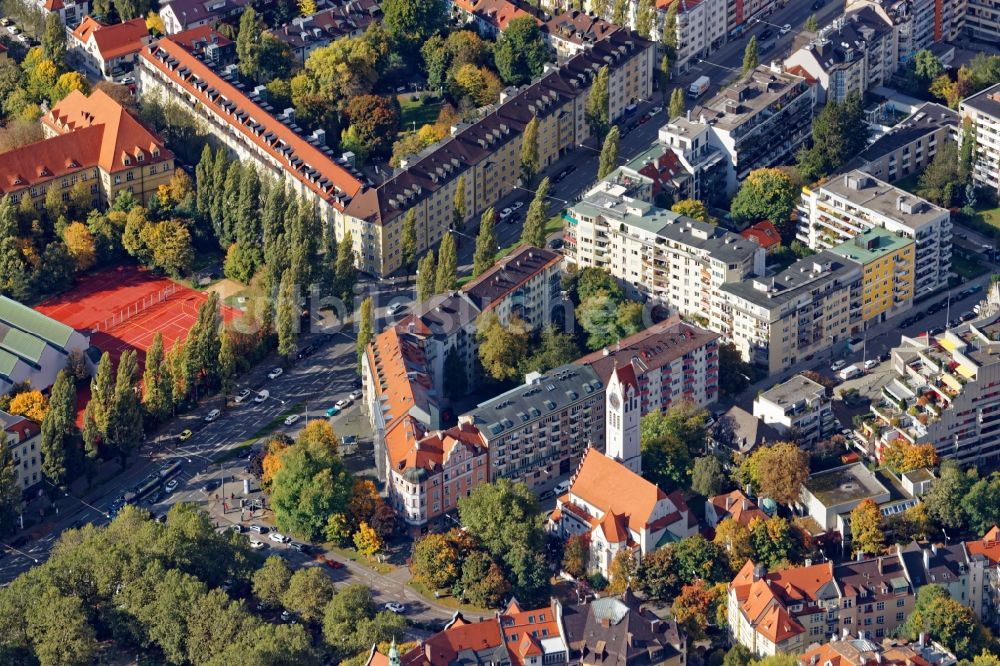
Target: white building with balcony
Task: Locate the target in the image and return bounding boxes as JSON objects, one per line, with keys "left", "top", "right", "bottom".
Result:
{"left": 753, "top": 373, "right": 838, "bottom": 446}
{"left": 961, "top": 83, "right": 1000, "bottom": 200}
{"left": 797, "top": 170, "right": 951, "bottom": 298}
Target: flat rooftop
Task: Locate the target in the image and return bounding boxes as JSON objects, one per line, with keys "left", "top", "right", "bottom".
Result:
{"left": 676, "top": 65, "right": 808, "bottom": 133}
{"left": 829, "top": 227, "right": 913, "bottom": 265}
{"left": 805, "top": 462, "right": 891, "bottom": 506}
{"left": 961, "top": 81, "right": 1000, "bottom": 119}
{"left": 757, "top": 373, "right": 826, "bottom": 408}
{"left": 817, "top": 170, "right": 948, "bottom": 230}
{"left": 721, "top": 250, "right": 861, "bottom": 309}
{"left": 853, "top": 102, "right": 957, "bottom": 164}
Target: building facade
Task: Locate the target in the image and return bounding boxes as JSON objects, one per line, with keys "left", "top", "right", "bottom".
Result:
{"left": 796, "top": 171, "right": 951, "bottom": 298}
{"left": 828, "top": 228, "right": 915, "bottom": 325}
{"left": 961, "top": 82, "right": 1000, "bottom": 199}
{"left": 753, "top": 373, "right": 838, "bottom": 446}
{"left": 0, "top": 88, "right": 174, "bottom": 210}
{"left": 67, "top": 16, "right": 150, "bottom": 79}
{"left": 565, "top": 180, "right": 764, "bottom": 329}
{"left": 849, "top": 102, "right": 958, "bottom": 183}
{"left": 660, "top": 65, "right": 814, "bottom": 196}
{"left": 720, "top": 251, "right": 863, "bottom": 375}
{"left": 271, "top": 0, "right": 380, "bottom": 63}
{"left": 0, "top": 410, "right": 42, "bottom": 493}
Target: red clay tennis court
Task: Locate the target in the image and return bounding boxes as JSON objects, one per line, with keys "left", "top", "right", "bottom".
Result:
{"left": 37, "top": 265, "right": 237, "bottom": 365}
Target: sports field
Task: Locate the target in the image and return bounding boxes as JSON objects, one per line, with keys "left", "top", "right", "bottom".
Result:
{"left": 37, "top": 265, "right": 237, "bottom": 365}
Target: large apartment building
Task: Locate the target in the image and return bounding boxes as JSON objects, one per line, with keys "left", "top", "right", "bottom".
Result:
{"left": 719, "top": 251, "right": 863, "bottom": 375}
{"left": 871, "top": 317, "right": 1000, "bottom": 465}
{"left": 828, "top": 228, "right": 915, "bottom": 325}
{"left": 460, "top": 363, "right": 606, "bottom": 490}
{"left": 138, "top": 27, "right": 653, "bottom": 276}
{"left": 960, "top": 82, "right": 1000, "bottom": 198}
{"left": 1, "top": 410, "right": 42, "bottom": 492}
{"left": 796, "top": 171, "right": 951, "bottom": 298}
{"left": 848, "top": 102, "right": 958, "bottom": 183}
{"left": 753, "top": 374, "right": 838, "bottom": 446}
{"left": 0, "top": 88, "right": 174, "bottom": 210}
{"left": 565, "top": 180, "right": 764, "bottom": 328}
{"left": 660, "top": 65, "right": 814, "bottom": 197}
{"left": 784, "top": 7, "right": 897, "bottom": 104}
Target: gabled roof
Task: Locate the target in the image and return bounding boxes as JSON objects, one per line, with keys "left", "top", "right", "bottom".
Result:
{"left": 967, "top": 525, "right": 1000, "bottom": 565}
{"left": 0, "top": 125, "right": 104, "bottom": 193}
{"left": 388, "top": 422, "right": 487, "bottom": 481}
{"left": 139, "top": 34, "right": 362, "bottom": 210}
{"left": 71, "top": 17, "right": 149, "bottom": 60}
{"left": 453, "top": 0, "right": 540, "bottom": 31}
{"left": 43, "top": 88, "right": 172, "bottom": 174}
{"left": 0, "top": 296, "right": 76, "bottom": 350}
{"left": 567, "top": 448, "right": 667, "bottom": 535}
{"left": 462, "top": 245, "right": 560, "bottom": 312}
{"left": 708, "top": 489, "right": 768, "bottom": 527}
{"left": 741, "top": 220, "right": 781, "bottom": 250}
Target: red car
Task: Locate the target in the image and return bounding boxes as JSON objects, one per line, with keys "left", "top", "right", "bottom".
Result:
{"left": 317, "top": 556, "right": 344, "bottom": 569}
{"left": 639, "top": 114, "right": 651, "bottom": 124}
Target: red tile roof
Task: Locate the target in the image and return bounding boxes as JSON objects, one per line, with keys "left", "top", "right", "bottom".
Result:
{"left": 741, "top": 220, "right": 782, "bottom": 250}
{"left": 500, "top": 599, "right": 564, "bottom": 665}
{"left": 43, "top": 88, "right": 172, "bottom": 174}
{"left": 567, "top": 448, "right": 667, "bottom": 535}
{"left": 453, "top": 0, "right": 540, "bottom": 30}
{"left": 43, "top": 0, "right": 64, "bottom": 11}
{"left": 0, "top": 126, "right": 104, "bottom": 193}
{"left": 967, "top": 525, "right": 1000, "bottom": 565}
{"left": 139, "top": 35, "right": 363, "bottom": 210}
{"left": 708, "top": 489, "right": 768, "bottom": 527}
{"left": 71, "top": 17, "right": 149, "bottom": 60}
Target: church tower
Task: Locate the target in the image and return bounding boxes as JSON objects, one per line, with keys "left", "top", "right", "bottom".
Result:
{"left": 605, "top": 362, "right": 641, "bottom": 474}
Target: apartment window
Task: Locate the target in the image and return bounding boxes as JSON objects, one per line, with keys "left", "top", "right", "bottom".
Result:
{"left": 896, "top": 612, "right": 904, "bottom": 622}
{"left": 876, "top": 602, "right": 884, "bottom": 611}
{"left": 896, "top": 599, "right": 905, "bottom": 607}
{"left": 115, "top": 175, "right": 122, "bottom": 184}
{"left": 126, "top": 171, "right": 134, "bottom": 182}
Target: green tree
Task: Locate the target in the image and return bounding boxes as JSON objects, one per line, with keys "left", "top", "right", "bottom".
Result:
{"left": 671, "top": 198, "right": 711, "bottom": 222}
{"left": 640, "top": 402, "right": 709, "bottom": 491}
{"left": 0, "top": 434, "right": 19, "bottom": 537}
{"left": 141, "top": 332, "right": 172, "bottom": 421}
{"left": 522, "top": 326, "right": 580, "bottom": 375}
{"left": 659, "top": 54, "right": 670, "bottom": 95}
{"left": 562, "top": 534, "right": 589, "bottom": 578}
{"left": 493, "top": 16, "right": 548, "bottom": 86}
{"left": 725, "top": 644, "right": 754, "bottom": 666}
{"left": 668, "top": 87, "right": 685, "bottom": 120}
{"left": 435, "top": 233, "right": 457, "bottom": 294}
{"left": 635, "top": 0, "right": 655, "bottom": 37}
{"left": 796, "top": 93, "right": 868, "bottom": 181}
{"left": 416, "top": 250, "right": 437, "bottom": 304}
{"left": 218, "top": 329, "right": 237, "bottom": 397}
{"left": 597, "top": 125, "right": 620, "bottom": 179}
{"left": 42, "top": 13, "right": 66, "bottom": 68}
{"left": 924, "top": 460, "right": 974, "bottom": 530}
{"left": 917, "top": 141, "right": 964, "bottom": 207}
{"left": 611, "top": 0, "right": 628, "bottom": 26}
{"left": 236, "top": 7, "right": 265, "bottom": 79}
{"left": 40, "top": 370, "right": 75, "bottom": 488}
{"left": 661, "top": 0, "right": 678, "bottom": 57}
{"left": 476, "top": 312, "right": 529, "bottom": 381}
{"left": 276, "top": 270, "right": 298, "bottom": 359}
{"left": 400, "top": 209, "right": 417, "bottom": 275}
{"left": 635, "top": 546, "right": 680, "bottom": 601}
{"left": 473, "top": 208, "right": 498, "bottom": 276}
{"left": 459, "top": 479, "right": 549, "bottom": 605}
{"left": 691, "top": 455, "right": 726, "bottom": 497}
{"left": 382, "top": 0, "right": 445, "bottom": 56}
{"left": 253, "top": 555, "right": 292, "bottom": 609}
{"left": 902, "top": 585, "right": 991, "bottom": 659}
{"left": 743, "top": 442, "right": 809, "bottom": 506}
{"left": 26, "top": 585, "right": 97, "bottom": 666}
{"left": 965, "top": 473, "right": 1000, "bottom": 535}
{"left": 270, "top": 420, "right": 352, "bottom": 540}
{"left": 673, "top": 534, "right": 730, "bottom": 584}
{"left": 804, "top": 14, "right": 818, "bottom": 31}
{"left": 411, "top": 532, "right": 461, "bottom": 589}
{"left": 749, "top": 516, "right": 803, "bottom": 568}
{"left": 521, "top": 116, "right": 539, "bottom": 184}
{"left": 742, "top": 36, "right": 758, "bottom": 73}
{"left": 323, "top": 584, "right": 404, "bottom": 657}
{"left": 718, "top": 341, "right": 753, "bottom": 397}
{"left": 453, "top": 175, "right": 467, "bottom": 232}
{"left": 729, "top": 168, "right": 798, "bottom": 237}
{"left": 334, "top": 231, "right": 357, "bottom": 303}
{"left": 460, "top": 550, "right": 510, "bottom": 608}
{"left": 585, "top": 65, "right": 610, "bottom": 137}
{"left": 106, "top": 350, "right": 143, "bottom": 466}
{"left": 282, "top": 567, "right": 336, "bottom": 624}
{"left": 356, "top": 297, "right": 374, "bottom": 376}
{"left": 521, "top": 177, "right": 550, "bottom": 248}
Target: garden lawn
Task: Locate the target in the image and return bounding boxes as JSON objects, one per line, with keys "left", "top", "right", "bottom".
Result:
{"left": 951, "top": 251, "right": 988, "bottom": 280}
{"left": 398, "top": 96, "right": 444, "bottom": 133}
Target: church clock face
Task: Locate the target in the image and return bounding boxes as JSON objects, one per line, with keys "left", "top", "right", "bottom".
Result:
{"left": 609, "top": 392, "right": 621, "bottom": 410}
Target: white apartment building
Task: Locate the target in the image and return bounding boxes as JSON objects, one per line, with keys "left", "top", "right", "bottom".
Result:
{"left": 753, "top": 373, "right": 838, "bottom": 446}
{"left": 783, "top": 7, "right": 897, "bottom": 104}
{"left": 960, "top": 82, "right": 1000, "bottom": 198}
{"left": 663, "top": 0, "right": 728, "bottom": 71}
{"left": 719, "top": 251, "right": 863, "bottom": 375}
{"left": 0, "top": 410, "right": 42, "bottom": 492}
{"left": 872, "top": 318, "right": 1000, "bottom": 466}
{"left": 797, "top": 171, "right": 951, "bottom": 298}
{"left": 966, "top": 0, "right": 1000, "bottom": 42}
{"left": 565, "top": 180, "right": 764, "bottom": 331}
{"left": 660, "top": 65, "right": 814, "bottom": 196}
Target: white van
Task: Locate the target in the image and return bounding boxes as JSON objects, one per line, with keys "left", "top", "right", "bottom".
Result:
{"left": 553, "top": 480, "right": 571, "bottom": 497}
{"left": 838, "top": 364, "right": 863, "bottom": 381}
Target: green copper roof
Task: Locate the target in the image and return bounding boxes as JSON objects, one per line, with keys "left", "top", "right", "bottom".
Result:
{"left": 0, "top": 349, "right": 19, "bottom": 377}
{"left": 0, "top": 296, "right": 75, "bottom": 350}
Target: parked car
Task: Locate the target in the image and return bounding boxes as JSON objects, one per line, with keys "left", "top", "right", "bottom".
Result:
{"left": 639, "top": 113, "right": 651, "bottom": 124}
{"left": 779, "top": 23, "right": 791, "bottom": 34}
{"left": 267, "top": 367, "right": 283, "bottom": 380}
{"left": 325, "top": 405, "right": 341, "bottom": 417}
{"left": 254, "top": 390, "right": 269, "bottom": 403}
{"left": 971, "top": 284, "right": 983, "bottom": 293}
{"left": 499, "top": 207, "right": 513, "bottom": 219}
{"left": 349, "top": 390, "right": 362, "bottom": 401}
{"left": 204, "top": 408, "right": 221, "bottom": 422}
{"left": 511, "top": 201, "right": 524, "bottom": 210}
{"left": 0, "top": 18, "right": 12, "bottom": 26}
{"left": 165, "top": 479, "right": 178, "bottom": 493}
{"left": 230, "top": 524, "right": 243, "bottom": 533}
{"left": 289, "top": 542, "right": 308, "bottom": 553}
{"left": 547, "top": 238, "right": 564, "bottom": 249}
{"left": 811, "top": 0, "right": 825, "bottom": 9}
{"left": 553, "top": 165, "right": 576, "bottom": 183}
{"left": 335, "top": 399, "right": 350, "bottom": 409}
{"left": 318, "top": 556, "right": 343, "bottom": 569}
{"left": 387, "top": 302, "right": 406, "bottom": 316}
{"left": 269, "top": 532, "right": 291, "bottom": 544}
{"left": 284, "top": 414, "right": 301, "bottom": 426}
{"left": 177, "top": 429, "right": 193, "bottom": 442}
{"left": 928, "top": 326, "right": 944, "bottom": 336}
{"left": 280, "top": 610, "right": 294, "bottom": 622}
{"left": 830, "top": 359, "right": 846, "bottom": 372}
{"left": 650, "top": 105, "right": 662, "bottom": 114}
{"left": 961, "top": 310, "right": 976, "bottom": 321}
{"left": 385, "top": 602, "right": 406, "bottom": 614}
{"left": 295, "top": 344, "right": 315, "bottom": 359}
{"left": 249, "top": 524, "right": 266, "bottom": 533}
{"left": 249, "top": 539, "right": 265, "bottom": 549}
{"left": 234, "top": 388, "right": 252, "bottom": 403}
{"left": 760, "top": 28, "right": 774, "bottom": 40}
{"left": 863, "top": 359, "right": 879, "bottom": 371}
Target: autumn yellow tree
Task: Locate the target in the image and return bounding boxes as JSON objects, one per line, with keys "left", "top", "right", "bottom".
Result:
{"left": 881, "top": 439, "right": 939, "bottom": 474}
{"left": 671, "top": 198, "right": 712, "bottom": 223}
{"left": 63, "top": 222, "right": 97, "bottom": 272}
{"left": 850, "top": 498, "right": 885, "bottom": 556}
{"left": 145, "top": 10, "right": 165, "bottom": 34}
{"left": 353, "top": 520, "right": 383, "bottom": 559}
{"left": 9, "top": 390, "right": 49, "bottom": 422}
{"left": 453, "top": 63, "right": 503, "bottom": 106}
{"left": 606, "top": 550, "right": 638, "bottom": 594}
{"left": 51, "top": 72, "right": 90, "bottom": 101}
{"left": 713, "top": 518, "right": 754, "bottom": 571}
{"left": 261, "top": 437, "right": 290, "bottom": 489}
{"left": 673, "top": 579, "right": 726, "bottom": 639}
{"left": 347, "top": 478, "right": 382, "bottom": 528}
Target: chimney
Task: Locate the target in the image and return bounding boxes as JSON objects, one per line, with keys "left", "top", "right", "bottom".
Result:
{"left": 877, "top": 558, "right": 884, "bottom": 575}
{"left": 919, "top": 633, "right": 926, "bottom": 647}
{"left": 726, "top": 495, "right": 733, "bottom": 510}
{"left": 923, "top": 547, "right": 931, "bottom": 572}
